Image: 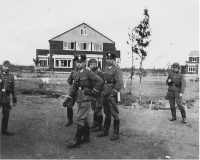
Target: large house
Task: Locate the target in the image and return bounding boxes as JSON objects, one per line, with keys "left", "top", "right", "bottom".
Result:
{"left": 35, "top": 23, "right": 120, "bottom": 72}
{"left": 184, "top": 51, "right": 199, "bottom": 74}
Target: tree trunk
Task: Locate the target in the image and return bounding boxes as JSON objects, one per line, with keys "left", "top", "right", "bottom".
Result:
{"left": 139, "top": 59, "right": 143, "bottom": 105}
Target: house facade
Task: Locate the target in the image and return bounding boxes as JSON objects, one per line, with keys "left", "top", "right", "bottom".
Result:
{"left": 185, "top": 51, "right": 199, "bottom": 74}
{"left": 36, "top": 23, "right": 120, "bottom": 72}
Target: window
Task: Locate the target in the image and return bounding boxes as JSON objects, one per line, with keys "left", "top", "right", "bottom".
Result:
{"left": 54, "top": 59, "right": 72, "bottom": 68}
{"left": 76, "top": 42, "right": 90, "bottom": 51}
{"left": 39, "top": 58, "right": 48, "bottom": 67}
{"left": 92, "top": 43, "right": 103, "bottom": 51}
{"left": 188, "top": 65, "right": 195, "bottom": 72}
{"left": 63, "top": 42, "right": 75, "bottom": 50}
{"left": 80, "top": 28, "right": 87, "bottom": 36}
{"left": 192, "top": 57, "right": 197, "bottom": 62}
{"left": 84, "top": 29, "right": 87, "bottom": 35}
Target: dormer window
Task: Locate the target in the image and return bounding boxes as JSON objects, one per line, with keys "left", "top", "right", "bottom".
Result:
{"left": 192, "top": 57, "right": 197, "bottom": 62}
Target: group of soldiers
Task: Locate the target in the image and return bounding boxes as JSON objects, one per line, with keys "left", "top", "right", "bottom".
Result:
{"left": 63, "top": 52, "right": 123, "bottom": 149}
{"left": 0, "top": 55, "right": 187, "bottom": 150}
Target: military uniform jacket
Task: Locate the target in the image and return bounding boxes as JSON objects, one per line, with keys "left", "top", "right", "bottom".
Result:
{"left": 103, "top": 65, "right": 123, "bottom": 95}
{"left": 67, "top": 69, "right": 78, "bottom": 85}
{"left": 0, "top": 71, "right": 17, "bottom": 104}
{"left": 69, "top": 68, "right": 103, "bottom": 103}
{"left": 91, "top": 68, "right": 104, "bottom": 97}
{"left": 166, "top": 71, "right": 186, "bottom": 94}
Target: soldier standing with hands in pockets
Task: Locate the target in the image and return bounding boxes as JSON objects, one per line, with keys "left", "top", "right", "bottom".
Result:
{"left": 0, "top": 60, "right": 17, "bottom": 135}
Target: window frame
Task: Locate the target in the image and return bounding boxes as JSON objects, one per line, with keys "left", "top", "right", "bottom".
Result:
{"left": 92, "top": 43, "right": 103, "bottom": 52}
{"left": 63, "top": 41, "right": 75, "bottom": 50}
{"left": 54, "top": 58, "right": 73, "bottom": 68}
{"left": 192, "top": 57, "right": 197, "bottom": 62}
{"left": 76, "top": 42, "right": 91, "bottom": 51}
{"left": 188, "top": 65, "right": 196, "bottom": 72}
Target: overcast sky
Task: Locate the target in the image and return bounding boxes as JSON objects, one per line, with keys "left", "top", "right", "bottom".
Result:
{"left": 0, "top": 0, "right": 199, "bottom": 68}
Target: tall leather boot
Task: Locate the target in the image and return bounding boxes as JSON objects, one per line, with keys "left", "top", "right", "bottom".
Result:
{"left": 110, "top": 120, "right": 120, "bottom": 141}
{"left": 181, "top": 110, "right": 186, "bottom": 124}
{"left": 169, "top": 108, "right": 176, "bottom": 121}
{"left": 91, "top": 115, "right": 103, "bottom": 132}
{"left": 97, "top": 117, "right": 111, "bottom": 137}
{"left": 65, "top": 108, "right": 73, "bottom": 127}
{"left": 81, "top": 121, "right": 90, "bottom": 143}
{"left": 1, "top": 111, "right": 13, "bottom": 136}
{"left": 66, "top": 125, "right": 83, "bottom": 149}
{"left": 90, "top": 113, "right": 97, "bottom": 129}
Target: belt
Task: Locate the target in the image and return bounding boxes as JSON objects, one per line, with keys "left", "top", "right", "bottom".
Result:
{"left": 105, "top": 81, "right": 115, "bottom": 84}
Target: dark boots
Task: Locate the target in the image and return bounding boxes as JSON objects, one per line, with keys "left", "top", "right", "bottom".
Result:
{"left": 97, "top": 117, "right": 111, "bottom": 137}
{"left": 169, "top": 108, "right": 176, "bottom": 121}
{"left": 66, "top": 125, "right": 84, "bottom": 149}
{"left": 80, "top": 121, "right": 90, "bottom": 143}
{"left": 110, "top": 120, "right": 120, "bottom": 141}
{"left": 1, "top": 110, "right": 14, "bottom": 136}
{"left": 90, "top": 113, "right": 97, "bottom": 129}
{"left": 91, "top": 115, "right": 103, "bottom": 132}
{"left": 181, "top": 110, "right": 187, "bottom": 124}
{"left": 65, "top": 108, "right": 73, "bottom": 127}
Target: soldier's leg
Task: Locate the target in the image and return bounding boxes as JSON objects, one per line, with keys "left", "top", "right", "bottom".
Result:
{"left": 97, "top": 96, "right": 111, "bottom": 137}
{"left": 66, "top": 107, "right": 73, "bottom": 127}
{"left": 167, "top": 91, "right": 176, "bottom": 121}
{"left": 65, "top": 98, "right": 75, "bottom": 127}
{"left": 1, "top": 103, "right": 13, "bottom": 135}
{"left": 80, "top": 119, "right": 90, "bottom": 143}
{"left": 66, "top": 102, "right": 91, "bottom": 149}
{"left": 90, "top": 100, "right": 98, "bottom": 129}
{"left": 175, "top": 92, "right": 186, "bottom": 123}
{"left": 91, "top": 97, "right": 103, "bottom": 132}
{"left": 108, "top": 96, "right": 120, "bottom": 141}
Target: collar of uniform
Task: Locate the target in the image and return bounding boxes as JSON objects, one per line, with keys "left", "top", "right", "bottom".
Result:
{"left": 79, "top": 68, "right": 84, "bottom": 73}
{"left": 108, "top": 65, "right": 113, "bottom": 70}
{"left": 3, "top": 71, "right": 7, "bottom": 75}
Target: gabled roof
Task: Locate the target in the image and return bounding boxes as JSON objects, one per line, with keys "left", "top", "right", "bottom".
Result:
{"left": 189, "top": 51, "right": 199, "bottom": 57}
{"left": 49, "top": 23, "right": 115, "bottom": 43}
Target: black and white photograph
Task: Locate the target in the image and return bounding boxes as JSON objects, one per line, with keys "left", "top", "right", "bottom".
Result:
{"left": 0, "top": 0, "right": 199, "bottom": 159}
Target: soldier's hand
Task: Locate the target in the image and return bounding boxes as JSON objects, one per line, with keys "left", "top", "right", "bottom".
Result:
{"left": 63, "top": 97, "right": 71, "bottom": 107}
{"left": 168, "top": 79, "right": 172, "bottom": 82}
{"left": 179, "top": 93, "right": 183, "bottom": 97}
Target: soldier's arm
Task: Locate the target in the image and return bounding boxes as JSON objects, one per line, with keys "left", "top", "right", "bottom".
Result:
{"left": 113, "top": 67, "right": 123, "bottom": 92}
{"left": 11, "top": 76, "right": 17, "bottom": 103}
{"left": 180, "top": 74, "right": 186, "bottom": 94}
{"left": 67, "top": 71, "right": 74, "bottom": 85}
{"left": 87, "top": 70, "right": 103, "bottom": 93}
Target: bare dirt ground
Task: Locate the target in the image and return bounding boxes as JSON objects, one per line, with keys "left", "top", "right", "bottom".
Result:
{"left": 0, "top": 75, "right": 199, "bottom": 159}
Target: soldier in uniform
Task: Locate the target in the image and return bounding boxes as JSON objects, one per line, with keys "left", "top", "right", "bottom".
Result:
{"left": 65, "top": 68, "right": 78, "bottom": 127}
{"left": 88, "top": 59, "right": 104, "bottom": 132}
{"left": 97, "top": 52, "right": 123, "bottom": 141}
{"left": 0, "top": 61, "right": 17, "bottom": 135}
{"left": 166, "top": 62, "right": 187, "bottom": 123}
{"left": 63, "top": 54, "right": 103, "bottom": 149}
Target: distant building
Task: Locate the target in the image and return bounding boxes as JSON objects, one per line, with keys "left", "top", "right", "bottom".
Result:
{"left": 35, "top": 23, "right": 120, "bottom": 72}
{"left": 185, "top": 51, "right": 199, "bottom": 74}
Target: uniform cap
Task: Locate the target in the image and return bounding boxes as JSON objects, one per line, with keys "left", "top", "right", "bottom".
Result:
{"left": 88, "top": 59, "right": 97, "bottom": 64}
{"left": 74, "top": 54, "right": 86, "bottom": 62}
{"left": 2, "top": 60, "right": 11, "bottom": 66}
{"left": 172, "top": 62, "right": 179, "bottom": 67}
{"left": 106, "top": 52, "right": 116, "bottom": 59}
